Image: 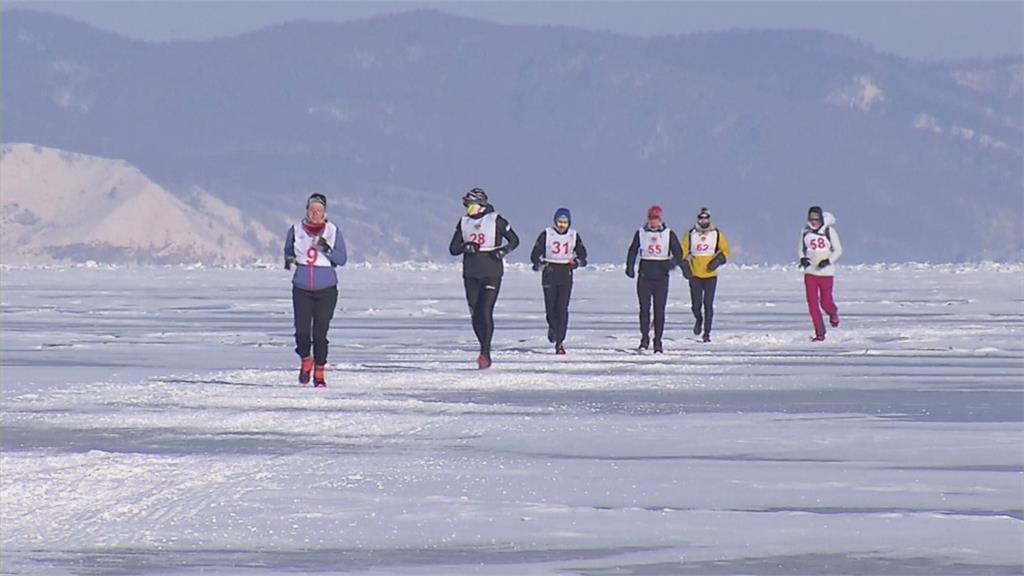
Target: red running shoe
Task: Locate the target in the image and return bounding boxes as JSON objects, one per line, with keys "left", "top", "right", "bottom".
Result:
{"left": 477, "top": 353, "right": 492, "bottom": 370}
{"left": 298, "top": 356, "right": 314, "bottom": 385}
{"left": 313, "top": 364, "right": 327, "bottom": 388}
{"left": 555, "top": 344, "right": 566, "bottom": 355}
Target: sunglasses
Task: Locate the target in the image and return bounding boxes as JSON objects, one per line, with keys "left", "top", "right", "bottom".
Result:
{"left": 697, "top": 216, "right": 710, "bottom": 221}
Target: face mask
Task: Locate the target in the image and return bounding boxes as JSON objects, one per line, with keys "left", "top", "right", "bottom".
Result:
{"left": 467, "top": 203, "right": 484, "bottom": 216}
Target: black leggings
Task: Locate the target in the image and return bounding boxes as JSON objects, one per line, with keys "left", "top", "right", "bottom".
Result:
{"left": 293, "top": 285, "right": 338, "bottom": 365}
{"left": 637, "top": 276, "right": 669, "bottom": 342}
{"left": 543, "top": 282, "right": 573, "bottom": 345}
{"left": 689, "top": 276, "right": 718, "bottom": 336}
{"left": 464, "top": 277, "right": 502, "bottom": 355}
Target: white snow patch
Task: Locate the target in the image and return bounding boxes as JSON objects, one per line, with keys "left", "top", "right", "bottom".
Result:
{"left": 827, "top": 75, "right": 885, "bottom": 112}
{"left": 913, "top": 113, "right": 942, "bottom": 134}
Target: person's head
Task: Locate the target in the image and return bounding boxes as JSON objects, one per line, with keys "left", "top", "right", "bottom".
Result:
{"left": 647, "top": 205, "right": 663, "bottom": 227}
{"left": 807, "top": 206, "right": 823, "bottom": 230}
{"left": 696, "top": 207, "right": 711, "bottom": 230}
{"left": 553, "top": 208, "right": 571, "bottom": 233}
{"left": 306, "top": 193, "right": 327, "bottom": 224}
{"left": 463, "top": 187, "right": 489, "bottom": 216}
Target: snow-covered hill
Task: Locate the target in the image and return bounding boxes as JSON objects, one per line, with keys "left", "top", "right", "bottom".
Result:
{"left": 0, "top": 143, "right": 277, "bottom": 264}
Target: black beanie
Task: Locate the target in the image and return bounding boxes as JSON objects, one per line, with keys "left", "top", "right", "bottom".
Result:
{"left": 308, "top": 193, "right": 327, "bottom": 208}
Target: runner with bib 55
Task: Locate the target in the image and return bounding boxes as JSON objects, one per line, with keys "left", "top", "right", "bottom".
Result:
{"left": 625, "top": 205, "right": 684, "bottom": 353}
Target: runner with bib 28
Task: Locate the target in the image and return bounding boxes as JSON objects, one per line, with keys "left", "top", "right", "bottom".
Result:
{"left": 625, "top": 205, "right": 683, "bottom": 353}
{"left": 449, "top": 188, "right": 520, "bottom": 369}
{"left": 530, "top": 208, "right": 588, "bottom": 355}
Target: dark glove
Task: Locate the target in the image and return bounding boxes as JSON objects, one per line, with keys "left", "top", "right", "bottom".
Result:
{"left": 284, "top": 256, "right": 295, "bottom": 270}
{"left": 532, "top": 261, "right": 543, "bottom": 272}
{"left": 492, "top": 247, "right": 508, "bottom": 260}
{"left": 817, "top": 258, "right": 831, "bottom": 269}
{"left": 625, "top": 266, "right": 636, "bottom": 279}
{"left": 316, "top": 236, "right": 332, "bottom": 255}
{"left": 576, "top": 258, "right": 587, "bottom": 268}
{"left": 799, "top": 257, "right": 811, "bottom": 269}
{"left": 707, "top": 252, "right": 727, "bottom": 272}
{"left": 569, "top": 259, "right": 579, "bottom": 270}
{"left": 680, "top": 260, "right": 693, "bottom": 279}
{"left": 462, "top": 242, "right": 479, "bottom": 255}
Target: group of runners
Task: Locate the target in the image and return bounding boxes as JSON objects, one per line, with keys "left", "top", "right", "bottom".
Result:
{"left": 284, "top": 189, "right": 842, "bottom": 385}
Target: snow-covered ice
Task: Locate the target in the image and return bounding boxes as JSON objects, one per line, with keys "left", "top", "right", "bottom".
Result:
{"left": 1, "top": 264, "right": 1022, "bottom": 575}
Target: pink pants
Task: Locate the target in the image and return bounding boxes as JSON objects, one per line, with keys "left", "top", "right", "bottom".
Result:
{"left": 804, "top": 274, "right": 838, "bottom": 337}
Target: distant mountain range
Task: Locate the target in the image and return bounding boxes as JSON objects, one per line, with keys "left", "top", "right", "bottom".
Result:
{"left": 2, "top": 9, "right": 1021, "bottom": 263}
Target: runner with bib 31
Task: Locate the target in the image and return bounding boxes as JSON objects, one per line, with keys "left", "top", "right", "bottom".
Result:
{"left": 530, "top": 207, "right": 588, "bottom": 355}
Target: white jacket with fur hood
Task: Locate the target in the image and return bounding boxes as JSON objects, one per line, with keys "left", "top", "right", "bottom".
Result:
{"left": 798, "top": 212, "right": 843, "bottom": 277}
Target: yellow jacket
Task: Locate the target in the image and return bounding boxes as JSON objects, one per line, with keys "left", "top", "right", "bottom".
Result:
{"left": 682, "top": 224, "right": 730, "bottom": 278}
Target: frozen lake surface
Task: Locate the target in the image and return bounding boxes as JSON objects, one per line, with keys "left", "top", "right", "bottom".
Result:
{"left": 2, "top": 264, "right": 1022, "bottom": 575}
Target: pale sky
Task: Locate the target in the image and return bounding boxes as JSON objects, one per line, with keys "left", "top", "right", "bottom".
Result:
{"left": 6, "top": 1, "right": 1024, "bottom": 61}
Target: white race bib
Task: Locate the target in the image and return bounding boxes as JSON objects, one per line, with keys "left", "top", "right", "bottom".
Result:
{"left": 461, "top": 213, "right": 500, "bottom": 252}
{"left": 640, "top": 227, "right": 672, "bottom": 261}
{"left": 690, "top": 229, "right": 718, "bottom": 257}
{"left": 293, "top": 221, "right": 338, "bottom": 267}
{"left": 544, "top": 228, "right": 578, "bottom": 264}
{"left": 803, "top": 229, "right": 832, "bottom": 255}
